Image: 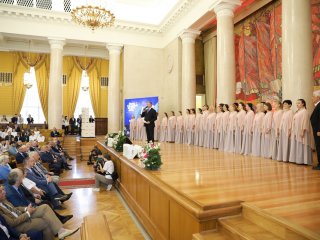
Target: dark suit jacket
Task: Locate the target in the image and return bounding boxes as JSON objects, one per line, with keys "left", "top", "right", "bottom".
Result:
{"left": 0, "top": 214, "right": 20, "bottom": 240}
{"left": 50, "top": 131, "right": 60, "bottom": 137}
{"left": 4, "top": 135, "right": 14, "bottom": 142}
{"left": 11, "top": 117, "right": 17, "bottom": 124}
{"left": 141, "top": 108, "right": 157, "bottom": 127}
{"left": 26, "top": 117, "right": 34, "bottom": 124}
{"left": 15, "top": 152, "right": 28, "bottom": 164}
{"left": 4, "top": 184, "right": 31, "bottom": 207}
{"left": 310, "top": 103, "right": 320, "bottom": 133}
{"left": 69, "top": 118, "right": 76, "bottom": 125}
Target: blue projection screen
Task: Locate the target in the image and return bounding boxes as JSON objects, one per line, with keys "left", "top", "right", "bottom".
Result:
{"left": 124, "top": 96, "right": 159, "bottom": 132}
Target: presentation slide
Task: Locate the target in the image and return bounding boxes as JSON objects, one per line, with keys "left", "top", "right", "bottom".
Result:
{"left": 124, "top": 96, "right": 159, "bottom": 132}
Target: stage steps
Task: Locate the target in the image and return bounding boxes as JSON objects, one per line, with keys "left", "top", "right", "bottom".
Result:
{"left": 63, "top": 136, "right": 80, "bottom": 159}
{"left": 193, "top": 202, "right": 320, "bottom": 240}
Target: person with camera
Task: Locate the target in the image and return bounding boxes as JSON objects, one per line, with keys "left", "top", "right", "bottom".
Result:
{"left": 87, "top": 144, "right": 102, "bottom": 165}
{"left": 92, "top": 154, "right": 114, "bottom": 192}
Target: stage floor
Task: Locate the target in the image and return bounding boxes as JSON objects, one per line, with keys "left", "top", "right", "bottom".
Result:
{"left": 132, "top": 141, "right": 320, "bottom": 235}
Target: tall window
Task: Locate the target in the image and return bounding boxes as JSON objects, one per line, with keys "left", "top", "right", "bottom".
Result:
{"left": 74, "top": 70, "right": 95, "bottom": 118}
{"left": 20, "top": 67, "right": 46, "bottom": 123}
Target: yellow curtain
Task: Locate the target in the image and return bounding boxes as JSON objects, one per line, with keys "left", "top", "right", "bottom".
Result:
{"left": 65, "top": 57, "right": 82, "bottom": 117}
{"left": 12, "top": 53, "right": 28, "bottom": 114}
{"left": 88, "top": 59, "right": 102, "bottom": 117}
{"left": 34, "top": 55, "right": 50, "bottom": 120}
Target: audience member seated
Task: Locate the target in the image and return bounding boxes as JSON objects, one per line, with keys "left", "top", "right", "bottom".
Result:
{"left": 0, "top": 115, "right": 9, "bottom": 123}
{"left": 0, "top": 155, "right": 11, "bottom": 181}
{"left": 4, "top": 132, "right": 14, "bottom": 143}
{"left": 5, "top": 169, "right": 73, "bottom": 225}
{"left": 7, "top": 142, "right": 18, "bottom": 156}
{"left": 39, "top": 146, "right": 62, "bottom": 176}
{"left": 11, "top": 115, "right": 18, "bottom": 124}
{"left": 50, "top": 128, "right": 61, "bottom": 137}
{"left": 0, "top": 184, "right": 79, "bottom": 240}
{"left": 26, "top": 115, "right": 34, "bottom": 124}
{"left": 23, "top": 156, "right": 69, "bottom": 210}
{"left": 93, "top": 154, "right": 114, "bottom": 192}
{"left": 88, "top": 144, "right": 102, "bottom": 165}
{"left": 31, "top": 151, "right": 60, "bottom": 183}
{"left": 49, "top": 142, "right": 71, "bottom": 170}
{"left": 0, "top": 213, "right": 43, "bottom": 240}
{"left": 15, "top": 146, "right": 28, "bottom": 164}
{"left": 28, "top": 141, "right": 40, "bottom": 152}
{"left": 0, "top": 140, "right": 10, "bottom": 154}
{"left": 13, "top": 124, "right": 20, "bottom": 133}
{"left": 53, "top": 138, "right": 73, "bottom": 160}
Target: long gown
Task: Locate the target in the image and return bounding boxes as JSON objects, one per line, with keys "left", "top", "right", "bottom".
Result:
{"left": 159, "top": 117, "right": 168, "bottom": 142}
{"left": 235, "top": 110, "right": 246, "bottom": 154}
{"left": 251, "top": 112, "right": 265, "bottom": 157}
{"left": 277, "top": 110, "right": 293, "bottom": 162}
{"left": 219, "top": 111, "right": 230, "bottom": 151}
{"left": 261, "top": 111, "right": 273, "bottom": 158}
{"left": 135, "top": 117, "right": 142, "bottom": 140}
{"left": 289, "top": 108, "right": 314, "bottom": 165}
{"left": 204, "top": 112, "right": 216, "bottom": 148}
{"left": 224, "top": 111, "right": 237, "bottom": 152}
{"left": 167, "top": 116, "right": 177, "bottom": 142}
{"left": 271, "top": 110, "right": 283, "bottom": 160}
{"left": 241, "top": 110, "right": 255, "bottom": 155}
{"left": 193, "top": 114, "right": 202, "bottom": 146}
{"left": 213, "top": 112, "right": 223, "bottom": 149}
{"left": 187, "top": 114, "right": 196, "bottom": 145}
{"left": 129, "top": 119, "right": 136, "bottom": 140}
{"left": 199, "top": 111, "right": 209, "bottom": 147}
{"left": 183, "top": 115, "right": 189, "bottom": 144}
{"left": 175, "top": 116, "right": 184, "bottom": 144}
{"left": 154, "top": 117, "right": 160, "bottom": 142}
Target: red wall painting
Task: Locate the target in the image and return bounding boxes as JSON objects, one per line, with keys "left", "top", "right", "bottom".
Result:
{"left": 234, "top": 0, "right": 320, "bottom": 103}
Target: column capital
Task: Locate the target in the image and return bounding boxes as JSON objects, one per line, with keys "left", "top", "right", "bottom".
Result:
{"left": 107, "top": 44, "right": 123, "bottom": 55}
{"left": 210, "top": 0, "right": 241, "bottom": 17}
{"left": 179, "top": 29, "right": 201, "bottom": 44}
{"left": 48, "top": 38, "right": 65, "bottom": 50}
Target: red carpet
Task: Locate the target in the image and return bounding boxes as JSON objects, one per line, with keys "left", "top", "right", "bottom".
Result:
{"left": 58, "top": 178, "right": 95, "bottom": 189}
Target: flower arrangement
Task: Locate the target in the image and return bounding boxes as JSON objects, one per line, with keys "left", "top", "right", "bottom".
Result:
{"left": 139, "top": 142, "right": 162, "bottom": 170}
{"left": 105, "top": 129, "right": 127, "bottom": 152}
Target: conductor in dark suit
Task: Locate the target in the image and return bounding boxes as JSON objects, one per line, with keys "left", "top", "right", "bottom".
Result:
{"left": 141, "top": 101, "right": 157, "bottom": 143}
{"left": 311, "top": 91, "right": 320, "bottom": 170}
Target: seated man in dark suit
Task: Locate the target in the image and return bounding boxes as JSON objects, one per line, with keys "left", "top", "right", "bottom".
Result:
{"left": 5, "top": 169, "right": 72, "bottom": 224}
{"left": 26, "top": 115, "right": 34, "bottom": 124}
{"left": 15, "top": 145, "right": 29, "bottom": 164}
{"left": 23, "top": 156, "right": 68, "bottom": 210}
{"left": 50, "top": 127, "right": 61, "bottom": 137}
{"left": 0, "top": 214, "right": 43, "bottom": 240}
{"left": 11, "top": 114, "right": 18, "bottom": 124}
{"left": 4, "top": 132, "right": 14, "bottom": 143}
{"left": 49, "top": 142, "right": 71, "bottom": 170}
{"left": 39, "top": 146, "right": 62, "bottom": 176}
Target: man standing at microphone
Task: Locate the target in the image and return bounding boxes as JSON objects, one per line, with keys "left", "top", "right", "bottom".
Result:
{"left": 141, "top": 101, "right": 157, "bottom": 143}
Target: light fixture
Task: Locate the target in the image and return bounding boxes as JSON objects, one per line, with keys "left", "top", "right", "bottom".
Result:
{"left": 24, "top": 40, "right": 33, "bottom": 89}
{"left": 71, "top": 1, "right": 115, "bottom": 31}
{"left": 82, "top": 70, "right": 90, "bottom": 91}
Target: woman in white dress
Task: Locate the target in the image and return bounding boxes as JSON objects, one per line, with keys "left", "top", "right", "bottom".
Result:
{"left": 167, "top": 111, "right": 177, "bottom": 143}
{"left": 224, "top": 103, "right": 238, "bottom": 152}
{"left": 271, "top": 100, "right": 283, "bottom": 160}
{"left": 241, "top": 103, "right": 255, "bottom": 155}
{"left": 175, "top": 111, "right": 184, "bottom": 144}
{"left": 251, "top": 103, "right": 265, "bottom": 157}
{"left": 213, "top": 104, "right": 224, "bottom": 149}
{"left": 154, "top": 113, "right": 160, "bottom": 142}
{"left": 204, "top": 106, "right": 216, "bottom": 148}
{"left": 129, "top": 115, "right": 136, "bottom": 140}
{"left": 261, "top": 102, "right": 273, "bottom": 158}
{"left": 199, "top": 105, "right": 209, "bottom": 147}
{"left": 159, "top": 113, "right": 168, "bottom": 142}
{"left": 183, "top": 109, "right": 190, "bottom": 144}
{"left": 277, "top": 100, "right": 294, "bottom": 162}
{"left": 219, "top": 104, "right": 230, "bottom": 151}
{"left": 194, "top": 108, "right": 202, "bottom": 146}
{"left": 235, "top": 102, "right": 246, "bottom": 154}
{"left": 187, "top": 109, "right": 196, "bottom": 145}
{"left": 135, "top": 115, "right": 142, "bottom": 141}
{"left": 289, "top": 99, "right": 314, "bottom": 165}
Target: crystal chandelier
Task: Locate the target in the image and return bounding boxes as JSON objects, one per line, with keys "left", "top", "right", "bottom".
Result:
{"left": 71, "top": 1, "right": 115, "bottom": 31}
{"left": 24, "top": 40, "right": 33, "bottom": 89}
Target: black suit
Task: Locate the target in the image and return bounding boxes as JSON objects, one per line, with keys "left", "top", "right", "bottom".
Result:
{"left": 69, "top": 118, "right": 76, "bottom": 134}
{"left": 11, "top": 117, "right": 17, "bottom": 124}
{"left": 311, "top": 102, "right": 320, "bottom": 165}
{"left": 27, "top": 117, "right": 34, "bottom": 124}
{"left": 15, "top": 152, "right": 28, "bottom": 164}
{"left": 141, "top": 108, "right": 157, "bottom": 142}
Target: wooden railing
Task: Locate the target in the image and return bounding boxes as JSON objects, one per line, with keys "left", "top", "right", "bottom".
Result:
{"left": 81, "top": 213, "right": 113, "bottom": 240}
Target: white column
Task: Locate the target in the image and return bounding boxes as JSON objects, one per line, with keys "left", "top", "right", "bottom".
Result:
{"left": 282, "top": 0, "right": 313, "bottom": 111}
{"left": 48, "top": 38, "right": 65, "bottom": 129}
{"left": 180, "top": 29, "right": 200, "bottom": 110}
{"left": 107, "top": 44, "right": 123, "bottom": 133}
{"left": 212, "top": 0, "right": 240, "bottom": 105}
